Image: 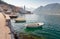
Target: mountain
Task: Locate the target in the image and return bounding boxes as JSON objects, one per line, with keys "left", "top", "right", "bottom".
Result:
{"left": 0, "top": 0, "right": 7, "bottom": 4}
{"left": 0, "top": 0, "right": 22, "bottom": 13}
{"left": 33, "top": 3, "right": 60, "bottom": 15}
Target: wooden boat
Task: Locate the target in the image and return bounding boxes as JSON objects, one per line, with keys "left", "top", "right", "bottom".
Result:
{"left": 25, "top": 23, "right": 44, "bottom": 28}
{"left": 9, "top": 15, "right": 18, "bottom": 19}
{"left": 15, "top": 18, "right": 26, "bottom": 23}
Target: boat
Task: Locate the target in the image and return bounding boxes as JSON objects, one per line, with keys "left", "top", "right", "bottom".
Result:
{"left": 24, "top": 23, "right": 44, "bottom": 31}
{"left": 15, "top": 18, "right": 26, "bottom": 23}
{"left": 25, "top": 23, "right": 44, "bottom": 28}
{"left": 9, "top": 15, "right": 18, "bottom": 19}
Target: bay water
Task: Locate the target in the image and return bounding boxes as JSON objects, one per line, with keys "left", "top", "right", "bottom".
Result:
{"left": 11, "top": 14, "right": 60, "bottom": 39}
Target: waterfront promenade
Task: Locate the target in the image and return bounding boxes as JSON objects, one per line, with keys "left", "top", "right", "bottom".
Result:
{"left": 0, "top": 13, "right": 11, "bottom": 39}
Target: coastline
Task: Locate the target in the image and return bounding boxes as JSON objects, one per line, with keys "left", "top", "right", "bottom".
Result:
{"left": 0, "top": 13, "right": 11, "bottom": 39}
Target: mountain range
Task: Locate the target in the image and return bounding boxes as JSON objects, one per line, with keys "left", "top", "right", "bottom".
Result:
{"left": 33, "top": 3, "right": 60, "bottom": 15}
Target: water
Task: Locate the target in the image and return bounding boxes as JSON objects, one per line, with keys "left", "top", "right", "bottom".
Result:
{"left": 11, "top": 14, "right": 60, "bottom": 39}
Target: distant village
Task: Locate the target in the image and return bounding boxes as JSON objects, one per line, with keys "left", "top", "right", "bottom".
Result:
{"left": 0, "top": 0, "right": 32, "bottom": 15}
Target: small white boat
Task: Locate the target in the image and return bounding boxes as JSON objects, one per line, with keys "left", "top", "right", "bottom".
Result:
{"left": 25, "top": 23, "right": 44, "bottom": 28}
{"left": 15, "top": 18, "right": 26, "bottom": 23}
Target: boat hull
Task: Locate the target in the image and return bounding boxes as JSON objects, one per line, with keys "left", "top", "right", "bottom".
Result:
{"left": 25, "top": 23, "right": 44, "bottom": 28}
{"left": 15, "top": 20, "right": 26, "bottom": 23}
{"left": 26, "top": 26, "right": 42, "bottom": 29}
{"left": 10, "top": 16, "right": 18, "bottom": 19}
{"left": 25, "top": 26, "right": 42, "bottom": 31}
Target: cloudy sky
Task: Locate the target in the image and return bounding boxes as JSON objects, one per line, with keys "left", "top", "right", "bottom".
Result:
{"left": 2, "top": 0, "right": 60, "bottom": 10}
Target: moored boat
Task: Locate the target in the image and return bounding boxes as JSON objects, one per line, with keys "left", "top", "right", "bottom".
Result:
{"left": 9, "top": 15, "right": 18, "bottom": 19}
{"left": 15, "top": 18, "right": 26, "bottom": 23}
{"left": 25, "top": 23, "right": 44, "bottom": 28}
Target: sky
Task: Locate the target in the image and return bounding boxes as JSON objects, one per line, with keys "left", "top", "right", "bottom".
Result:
{"left": 2, "top": 0, "right": 60, "bottom": 11}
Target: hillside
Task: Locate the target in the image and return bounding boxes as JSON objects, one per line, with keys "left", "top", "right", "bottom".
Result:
{"left": 0, "top": 0, "right": 22, "bottom": 14}
{"left": 33, "top": 3, "right": 60, "bottom": 15}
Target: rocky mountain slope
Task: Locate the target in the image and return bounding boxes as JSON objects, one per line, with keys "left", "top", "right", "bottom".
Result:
{"left": 33, "top": 3, "right": 60, "bottom": 15}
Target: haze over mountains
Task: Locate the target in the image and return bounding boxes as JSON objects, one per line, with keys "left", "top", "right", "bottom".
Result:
{"left": 33, "top": 3, "right": 60, "bottom": 15}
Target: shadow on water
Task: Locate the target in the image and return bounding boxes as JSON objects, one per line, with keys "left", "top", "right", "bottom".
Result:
{"left": 19, "top": 33, "right": 46, "bottom": 39}
{"left": 24, "top": 26, "right": 42, "bottom": 32}
{"left": 19, "top": 26, "right": 47, "bottom": 39}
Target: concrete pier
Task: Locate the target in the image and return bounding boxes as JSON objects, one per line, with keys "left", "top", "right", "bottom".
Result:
{"left": 0, "top": 13, "right": 11, "bottom": 39}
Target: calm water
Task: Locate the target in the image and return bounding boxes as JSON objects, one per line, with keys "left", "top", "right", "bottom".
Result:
{"left": 11, "top": 14, "right": 60, "bottom": 39}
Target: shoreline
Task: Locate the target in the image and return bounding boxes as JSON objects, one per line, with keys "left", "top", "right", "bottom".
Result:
{"left": 5, "top": 14, "right": 19, "bottom": 39}
{"left": 0, "top": 13, "right": 11, "bottom": 39}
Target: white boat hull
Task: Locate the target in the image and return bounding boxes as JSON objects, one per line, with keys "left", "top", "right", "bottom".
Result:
{"left": 25, "top": 23, "right": 44, "bottom": 28}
